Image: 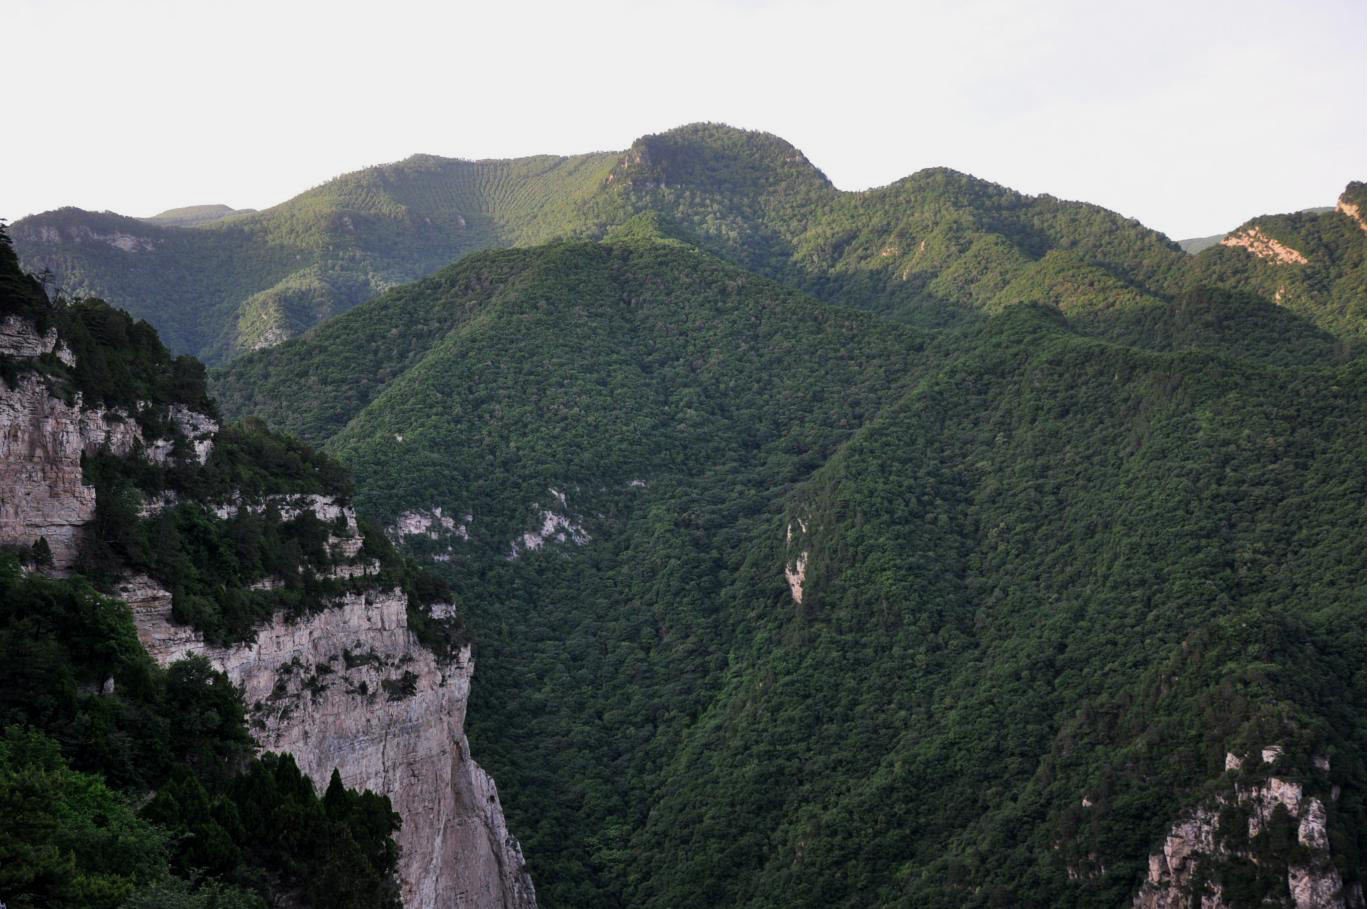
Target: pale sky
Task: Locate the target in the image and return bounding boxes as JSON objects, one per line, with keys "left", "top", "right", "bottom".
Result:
{"left": 5, "top": 0, "right": 1365, "bottom": 239}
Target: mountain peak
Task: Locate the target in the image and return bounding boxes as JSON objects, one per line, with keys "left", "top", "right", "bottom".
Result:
{"left": 143, "top": 204, "right": 253, "bottom": 227}
{"left": 613, "top": 121, "right": 832, "bottom": 192}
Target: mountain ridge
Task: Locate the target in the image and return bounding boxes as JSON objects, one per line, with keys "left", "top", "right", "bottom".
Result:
{"left": 23, "top": 123, "right": 1351, "bottom": 362}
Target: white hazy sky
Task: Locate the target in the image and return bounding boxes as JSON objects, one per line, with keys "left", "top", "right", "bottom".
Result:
{"left": 4, "top": 0, "right": 1365, "bottom": 239}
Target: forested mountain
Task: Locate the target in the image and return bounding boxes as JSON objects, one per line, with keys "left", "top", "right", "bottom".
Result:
{"left": 1188, "top": 183, "right": 1366, "bottom": 342}
{"left": 8, "top": 123, "right": 1363, "bottom": 909}
{"left": 21, "top": 123, "right": 1339, "bottom": 363}
{"left": 12, "top": 152, "right": 619, "bottom": 361}
{"left": 0, "top": 225, "right": 533, "bottom": 909}
{"left": 144, "top": 204, "right": 256, "bottom": 227}
{"left": 212, "top": 221, "right": 1365, "bottom": 908}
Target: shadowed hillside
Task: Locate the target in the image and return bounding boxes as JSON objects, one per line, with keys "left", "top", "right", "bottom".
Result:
{"left": 212, "top": 227, "right": 1365, "bottom": 908}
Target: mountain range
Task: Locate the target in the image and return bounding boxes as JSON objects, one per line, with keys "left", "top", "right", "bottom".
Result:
{"left": 209, "top": 157, "right": 1363, "bottom": 905}
{"left": 14, "top": 125, "right": 1363, "bottom": 362}
{"left": 3, "top": 125, "right": 1364, "bottom": 909}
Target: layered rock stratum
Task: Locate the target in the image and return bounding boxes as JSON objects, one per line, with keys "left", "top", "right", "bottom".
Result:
{"left": 0, "top": 309, "right": 536, "bottom": 909}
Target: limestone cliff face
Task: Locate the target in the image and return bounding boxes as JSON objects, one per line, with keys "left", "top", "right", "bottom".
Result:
{"left": 121, "top": 561, "right": 536, "bottom": 909}
{"left": 0, "top": 321, "right": 536, "bottom": 909}
{"left": 0, "top": 372, "right": 142, "bottom": 568}
{"left": 0, "top": 376, "right": 216, "bottom": 569}
{"left": 1132, "top": 747, "right": 1355, "bottom": 909}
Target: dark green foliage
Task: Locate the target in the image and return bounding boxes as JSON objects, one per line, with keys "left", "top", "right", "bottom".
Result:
{"left": 0, "top": 558, "right": 249, "bottom": 792}
{"left": 212, "top": 230, "right": 1364, "bottom": 908}
{"left": 7, "top": 131, "right": 1364, "bottom": 909}
{"left": 0, "top": 556, "right": 402, "bottom": 909}
{"left": 54, "top": 298, "right": 216, "bottom": 417}
{"left": 0, "top": 236, "right": 411, "bottom": 907}
{"left": 74, "top": 420, "right": 454, "bottom": 647}
{"left": 0, "top": 726, "right": 171, "bottom": 909}
{"left": 143, "top": 755, "right": 401, "bottom": 909}
{"left": 1187, "top": 183, "right": 1367, "bottom": 344}
{"left": 0, "top": 221, "right": 57, "bottom": 334}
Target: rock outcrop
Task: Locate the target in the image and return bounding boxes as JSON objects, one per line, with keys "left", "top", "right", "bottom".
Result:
{"left": 0, "top": 373, "right": 142, "bottom": 568}
{"left": 121, "top": 558, "right": 536, "bottom": 909}
{"left": 785, "top": 518, "right": 809, "bottom": 604}
{"left": 1337, "top": 199, "right": 1366, "bottom": 231}
{"left": 1221, "top": 226, "right": 1309, "bottom": 265}
{"left": 0, "top": 315, "right": 537, "bottom": 909}
{"left": 507, "top": 489, "right": 588, "bottom": 559}
{"left": 1133, "top": 747, "right": 1349, "bottom": 909}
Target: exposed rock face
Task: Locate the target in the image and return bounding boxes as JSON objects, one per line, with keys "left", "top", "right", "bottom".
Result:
{"left": 0, "top": 374, "right": 141, "bottom": 568}
{"left": 393, "top": 506, "right": 471, "bottom": 542}
{"left": 1, "top": 318, "right": 536, "bottom": 908}
{"left": 1135, "top": 806, "right": 1219, "bottom": 909}
{"left": 785, "top": 551, "right": 808, "bottom": 604}
{"left": 0, "top": 315, "right": 57, "bottom": 358}
{"left": 1337, "top": 199, "right": 1366, "bottom": 230}
{"left": 507, "top": 489, "right": 588, "bottom": 558}
{"left": 122, "top": 567, "right": 536, "bottom": 909}
{"left": 785, "top": 519, "right": 809, "bottom": 604}
{"left": 0, "top": 368, "right": 219, "bottom": 568}
{"left": 1133, "top": 747, "right": 1348, "bottom": 909}
{"left": 25, "top": 222, "right": 158, "bottom": 252}
{"left": 1221, "top": 227, "right": 1309, "bottom": 265}
{"left": 249, "top": 325, "right": 289, "bottom": 351}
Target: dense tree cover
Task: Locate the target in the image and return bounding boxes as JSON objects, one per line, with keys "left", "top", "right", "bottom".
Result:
{"left": 10, "top": 151, "right": 620, "bottom": 360}
{"left": 0, "top": 559, "right": 402, "bottom": 909}
{"left": 73, "top": 417, "right": 458, "bottom": 648}
{"left": 145, "top": 205, "right": 254, "bottom": 228}
{"left": 0, "top": 229, "right": 452, "bottom": 647}
{"left": 7, "top": 134, "right": 1363, "bottom": 907}
{"left": 0, "top": 237, "right": 432, "bottom": 908}
{"left": 983, "top": 250, "right": 1346, "bottom": 366}
{"left": 1187, "top": 184, "right": 1367, "bottom": 343}
{"left": 1, "top": 225, "right": 213, "bottom": 433}
{"left": 210, "top": 228, "right": 1365, "bottom": 907}
{"left": 22, "top": 123, "right": 1350, "bottom": 362}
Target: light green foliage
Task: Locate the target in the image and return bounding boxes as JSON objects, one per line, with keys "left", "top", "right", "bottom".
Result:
{"left": 23, "top": 124, "right": 1345, "bottom": 363}
{"left": 6, "top": 134, "right": 1365, "bottom": 908}
{"left": 12, "top": 152, "right": 619, "bottom": 361}
{"left": 0, "top": 726, "right": 169, "bottom": 909}
{"left": 144, "top": 205, "right": 254, "bottom": 228}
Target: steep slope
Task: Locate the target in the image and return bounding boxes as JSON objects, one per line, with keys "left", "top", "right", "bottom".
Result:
{"left": 15, "top": 123, "right": 1236, "bottom": 361}
{"left": 212, "top": 232, "right": 1365, "bottom": 908}
{"left": 12, "top": 152, "right": 618, "bottom": 361}
{"left": 580, "top": 125, "right": 1191, "bottom": 327}
{"left": 1188, "top": 183, "right": 1366, "bottom": 343}
{"left": 0, "top": 227, "right": 535, "bottom": 909}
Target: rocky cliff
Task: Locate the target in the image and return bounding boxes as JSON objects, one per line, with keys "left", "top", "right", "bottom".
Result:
{"left": 0, "top": 316, "right": 143, "bottom": 568}
{"left": 1133, "top": 747, "right": 1357, "bottom": 909}
{"left": 0, "top": 306, "right": 536, "bottom": 908}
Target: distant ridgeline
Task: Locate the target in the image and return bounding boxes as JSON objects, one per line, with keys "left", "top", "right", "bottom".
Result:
{"left": 211, "top": 210, "right": 1366, "bottom": 908}
{"left": 12, "top": 124, "right": 1365, "bottom": 362}
{"left": 0, "top": 224, "right": 505, "bottom": 909}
